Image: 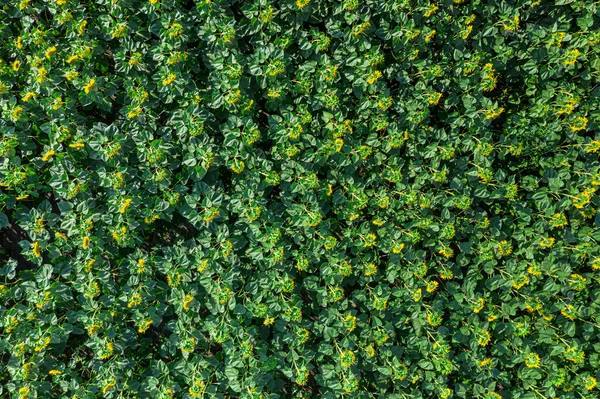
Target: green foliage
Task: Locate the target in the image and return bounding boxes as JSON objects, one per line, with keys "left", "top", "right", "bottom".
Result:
{"left": 1, "top": 0, "right": 600, "bottom": 398}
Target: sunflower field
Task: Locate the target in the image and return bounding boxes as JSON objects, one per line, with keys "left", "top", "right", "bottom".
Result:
{"left": 1, "top": 0, "right": 600, "bottom": 397}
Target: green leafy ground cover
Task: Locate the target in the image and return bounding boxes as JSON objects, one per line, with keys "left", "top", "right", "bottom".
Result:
{"left": 1, "top": 0, "right": 600, "bottom": 398}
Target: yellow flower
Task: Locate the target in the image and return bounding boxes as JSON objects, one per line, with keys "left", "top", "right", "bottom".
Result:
{"left": 231, "top": 160, "right": 245, "bottom": 174}
{"left": 32, "top": 241, "right": 41, "bottom": 258}
{"left": 586, "top": 140, "right": 600, "bottom": 153}
{"left": 138, "top": 319, "right": 153, "bottom": 333}
{"left": 128, "top": 293, "right": 142, "bottom": 308}
{"left": 45, "top": 46, "right": 57, "bottom": 58}
{"left": 181, "top": 337, "right": 196, "bottom": 353}
{"left": 363, "top": 233, "right": 377, "bottom": 247}
{"left": 111, "top": 24, "right": 127, "bottom": 38}
{"left": 87, "top": 323, "right": 101, "bottom": 335}
{"left": 564, "top": 49, "right": 580, "bottom": 66}
{"left": 166, "top": 273, "right": 182, "bottom": 287}
{"left": 22, "top": 92, "right": 36, "bottom": 102}
{"left": 426, "top": 280, "right": 438, "bottom": 293}
{"left": 438, "top": 247, "right": 454, "bottom": 258}
{"left": 263, "top": 317, "right": 275, "bottom": 326}
{"left": 429, "top": 92, "right": 442, "bottom": 105}
{"left": 34, "top": 336, "right": 51, "bottom": 352}
{"left": 168, "top": 22, "right": 183, "bottom": 38}
{"left": 365, "top": 263, "right": 377, "bottom": 276}
{"left": 367, "top": 70, "right": 382, "bottom": 84}
{"left": 424, "top": 4, "right": 438, "bottom": 17}
{"left": 472, "top": 297, "right": 485, "bottom": 313}
{"left": 82, "top": 236, "right": 90, "bottom": 249}
{"left": 69, "top": 141, "right": 85, "bottom": 149}
{"left": 127, "top": 107, "right": 141, "bottom": 118}
{"left": 102, "top": 378, "right": 116, "bottom": 394}
{"left": 11, "top": 105, "right": 24, "bottom": 121}
{"left": 119, "top": 198, "right": 132, "bottom": 213}
{"left": 485, "top": 107, "right": 504, "bottom": 119}
{"left": 424, "top": 30, "right": 436, "bottom": 42}
{"left": 35, "top": 291, "right": 51, "bottom": 309}
{"left": 41, "top": 149, "right": 55, "bottom": 161}
{"left": 570, "top": 116, "right": 587, "bottom": 131}
{"left": 392, "top": 242, "right": 405, "bottom": 254}
{"left": 51, "top": 97, "right": 63, "bottom": 110}
{"left": 37, "top": 68, "right": 47, "bottom": 83}
{"left": 18, "top": 387, "right": 30, "bottom": 399}
{"left": 503, "top": 15, "right": 519, "bottom": 31}
{"left": 13, "top": 60, "right": 21, "bottom": 71}
{"left": 426, "top": 311, "right": 441, "bottom": 326}
{"left": 497, "top": 240, "right": 513, "bottom": 256}
{"left": 334, "top": 137, "right": 344, "bottom": 152}
{"left": 561, "top": 304, "right": 577, "bottom": 320}
{"left": 413, "top": 288, "right": 422, "bottom": 302}
{"left": 65, "top": 71, "right": 79, "bottom": 80}
{"left": 144, "top": 214, "right": 159, "bottom": 224}
{"left": 66, "top": 55, "right": 79, "bottom": 64}
{"left": 539, "top": 237, "right": 555, "bottom": 248}
{"left": 267, "top": 88, "right": 281, "bottom": 98}
{"left": 364, "top": 344, "right": 375, "bottom": 358}
{"left": 340, "top": 350, "right": 356, "bottom": 367}
{"left": 296, "top": 0, "right": 310, "bottom": 8}
{"left": 189, "top": 380, "right": 205, "bottom": 398}
{"left": 353, "top": 22, "right": 371, "bottom": 36}
{"left": 585, "top": 376, "right": 597, "bottom": 390}
{"left": 99, "top": 342, "right": 114, "bottom": 360}
{"left": 83, "top": 78, "right": 96, "bottom": 94}
{"left": 344, "top": 314, "right": 357, "bottom": 331}
{"left": 524, "top": 352, "right": 540, "bottom": 368}
{"left": 511, "top": 274, "right": 529, "bottom": 290}
{"left": 477, "top": 329, "right": 491, "bottom": 346}
{"left": 49, "top": 369, "right": 62, "bottom": 375}
{"left": 78, "top": 20, "right": 88, "bottom": 35}
{"left": 461, "top": 24, "right": 473, "bottom": 40}
{"left": 527, "top": 264, "right": 542, "bottom": 277}
{"left": 162, "top": 73, "right": 176, "bottom": 86}
{"left": 85, "top": 259, "right": 95, "bottom": 273}
{"left": 183, "top": 293, "right": 194, "bottom": 310}
{"left": 481, "top": 63, "right": 497, "bottom": 92}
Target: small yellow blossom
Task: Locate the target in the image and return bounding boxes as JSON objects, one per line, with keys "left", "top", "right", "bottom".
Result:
{"left": 82, "top": 235, "right": 90, "bottom": 249}
{"left": 45, "top": 46, "right": 57, "bottom": 58}
{"left": 37, "top": 68, "right": 47, "bottom": 83}
{"left": 41, "top": 149, "right": 55, "bottom": 162}
{"left": 183, "top": 293, "right": 194, "bottom": 310}
{"left": 162, "top": 73, "right": 176, "bottom": 86}
{"left": 119, "top": 198, "right": 132, "bottom": 213}
{"left": 22, "top": 92, "right": 36, "bottom": 102}
{"left": 138, "top": 319, "right": 153, "bottom": 333}
{"left": 570, "top": 116, "right": 587, "bottom": 131}
{"left": 564, "top": 49, "right": 580, "bottom": 66}
{"left": 78, "top": 20, "right": 88, "bottom": 35}
{"left": 83, "top": 78, "right": 96, "bottom": 94}
{"left": 32, "top": 241, "right": 41, "bottom": 258}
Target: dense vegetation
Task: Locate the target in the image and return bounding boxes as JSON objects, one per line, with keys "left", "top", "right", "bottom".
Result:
{"left": 1, "top": 0, "right": 600, "bottom": 398}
